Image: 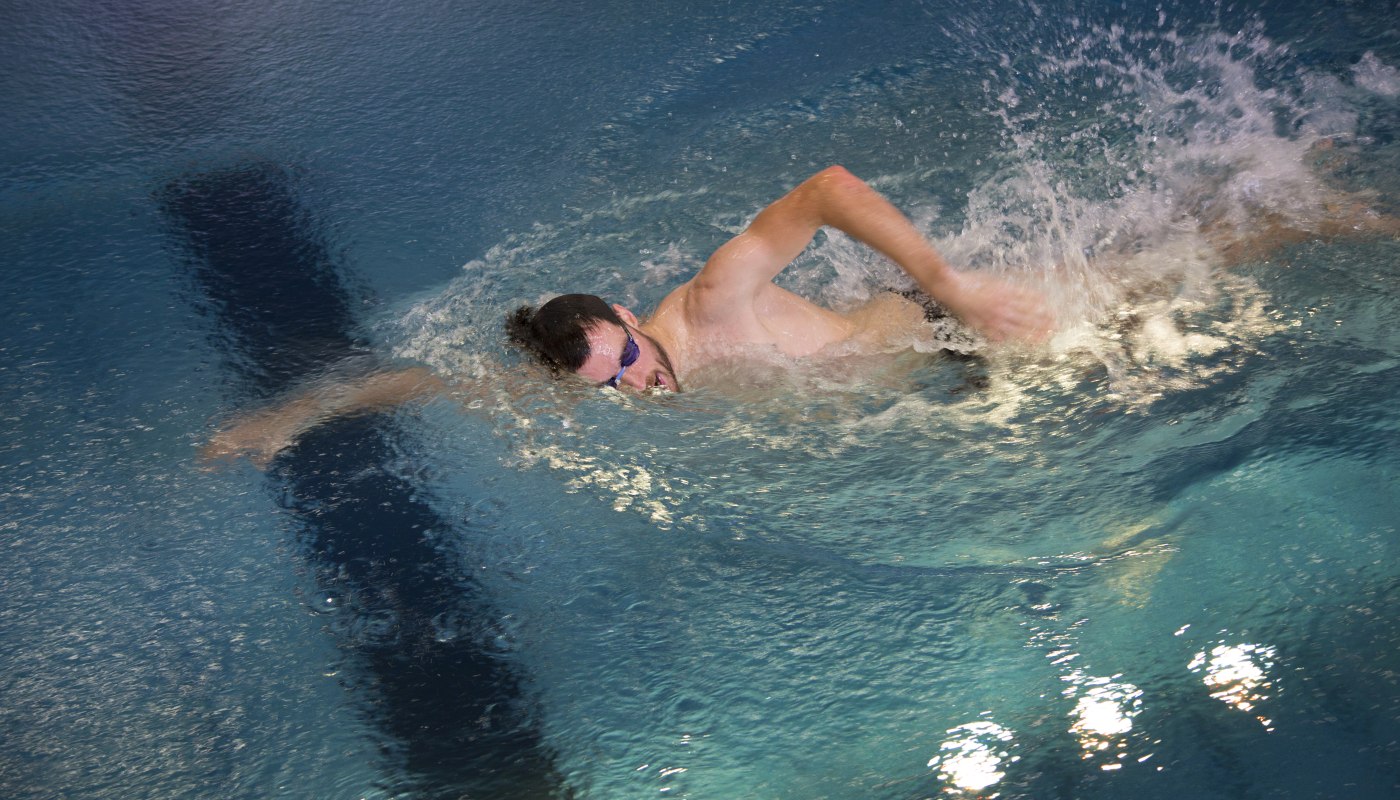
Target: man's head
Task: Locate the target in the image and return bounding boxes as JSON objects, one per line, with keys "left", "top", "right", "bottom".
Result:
{"left": 507, "top": 294, "right": 681, "bottom": 392}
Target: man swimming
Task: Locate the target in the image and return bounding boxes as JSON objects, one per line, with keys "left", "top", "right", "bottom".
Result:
{"left": 204, "top": 167, "right": 1041, "bottom": 463}
{"left": 201, "top": 154, "right": 1395, "bottom": 465}
{"left": 506, "top": 165, "right": 1052, "bottom": 393}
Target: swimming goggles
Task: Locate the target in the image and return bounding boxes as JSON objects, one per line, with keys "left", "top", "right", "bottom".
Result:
{"left": 605, "top": 328, "right": 640, "bottom": 388}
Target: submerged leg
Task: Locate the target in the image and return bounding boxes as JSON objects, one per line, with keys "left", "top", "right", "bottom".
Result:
{"left": 1200, "top": 139, "right": 1400, "bottom": 266}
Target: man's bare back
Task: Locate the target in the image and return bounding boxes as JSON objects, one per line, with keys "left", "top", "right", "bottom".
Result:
{"left": 204, "top": 166, "right": 1037, "bottom": 464}
{"left": 204, "top": 157, "right": 1395, "bottom": 466}
{"left": 555, "top": 166, "right": 1053, "bottom": 393}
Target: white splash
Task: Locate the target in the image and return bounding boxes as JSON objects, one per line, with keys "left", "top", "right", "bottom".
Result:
{"left": 1352, "top": 51, "right": 1400, "bottom": 97}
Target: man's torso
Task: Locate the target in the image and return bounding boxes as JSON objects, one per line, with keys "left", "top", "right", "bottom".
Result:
{"left": 651, "top": 282, "right": 927, "bottom": 377}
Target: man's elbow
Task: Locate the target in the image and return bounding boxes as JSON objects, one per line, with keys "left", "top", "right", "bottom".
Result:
{"left": 815, "top": 164, "right": 857, "bottom": 184}
{"left": 808, "top": 165, "right": 874, "bottom": 200}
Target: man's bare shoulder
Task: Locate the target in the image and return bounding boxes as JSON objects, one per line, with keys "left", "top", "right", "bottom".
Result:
{"left": 644, "top": 277, "right": 754, "bottom": 360}
{"left": 658, "top": 277, "right": 733, "bottom": 329}
{"left": 648, "top": 280, "right": 704, "bottom": 345}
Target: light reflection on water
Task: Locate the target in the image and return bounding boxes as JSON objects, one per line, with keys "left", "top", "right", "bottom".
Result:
{"left": 925, "top": 627, "right": 1283, "bottom": 795}
{"left": 1189, "top": 641, "right": 1280, "bottom": 730}
{"left": 1063, "top": 671, "right": 1145, "bottom": 769}
{"left": 928, "top": 720, "right": 1019, "bottom": 796}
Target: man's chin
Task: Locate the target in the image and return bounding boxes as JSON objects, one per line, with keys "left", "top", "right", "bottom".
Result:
{"left": 635, "top": 329, "right": 682, "bottom": 393}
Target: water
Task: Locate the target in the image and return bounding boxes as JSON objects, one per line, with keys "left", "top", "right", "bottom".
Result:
{"left": 2, "top": 1, "right": 1398, "bottom": 798}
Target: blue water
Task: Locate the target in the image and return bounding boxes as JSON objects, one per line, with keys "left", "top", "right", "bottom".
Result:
{"left": 3, "top": 1, "right": 1399, "bottom": 798}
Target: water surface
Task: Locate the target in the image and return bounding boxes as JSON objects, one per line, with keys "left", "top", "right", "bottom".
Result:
{"left": 2, "top": 1, "right": 1399, "bottom": 798}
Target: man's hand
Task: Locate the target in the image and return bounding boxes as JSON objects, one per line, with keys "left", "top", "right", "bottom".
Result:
{"left": 198, "top": 368, "right": 446, "bottom": 470}
{"left": 199, "top": 400, "right": 315, "bottom": 469}
{"left": 936, "top": 269, "right": 1055, "bottom": 344}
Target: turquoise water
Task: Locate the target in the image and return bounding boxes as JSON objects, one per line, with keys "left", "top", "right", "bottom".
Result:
{"left": 3, "top": 1, "right": 1399, "bottom": 798}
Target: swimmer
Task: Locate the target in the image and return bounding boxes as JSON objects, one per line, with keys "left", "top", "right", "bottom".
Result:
{"left": 506, "top": 166, "right": 1053, "bottom": 394}
{"left": 507, "top": 156, "right": 1400, "bottom": 391}
{"left": 201, "top": 160, "right": 1396, "bottom": 466}
{"left": 202, "top": 166, "right": 1050, "bottom": 465}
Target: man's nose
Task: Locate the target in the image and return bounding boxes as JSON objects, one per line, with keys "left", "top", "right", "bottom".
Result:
{"left": 624, "top": 369, "right": 648, "bottom": 390}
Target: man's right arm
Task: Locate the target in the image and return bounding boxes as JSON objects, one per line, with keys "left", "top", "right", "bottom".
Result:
{"left": 200, "top": 367, "right": 446, "bottom": 468}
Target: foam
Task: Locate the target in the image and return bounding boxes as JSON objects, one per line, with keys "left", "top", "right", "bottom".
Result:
{"left": 1352, "top": 51, "right": 1400, "bottom": 97}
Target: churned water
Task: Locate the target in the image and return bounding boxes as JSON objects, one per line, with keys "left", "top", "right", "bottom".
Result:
{"left": 2, "top": 1, "right": 1398, "bottom": 798}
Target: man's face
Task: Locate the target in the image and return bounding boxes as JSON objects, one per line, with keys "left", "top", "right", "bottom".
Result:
{"left": 577, "top": 322, "right": 680, "bottom": 392}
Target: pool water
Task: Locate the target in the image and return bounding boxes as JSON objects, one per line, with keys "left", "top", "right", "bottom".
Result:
{"left": 3, "top": 1, "right": 1399, "bottom": 798}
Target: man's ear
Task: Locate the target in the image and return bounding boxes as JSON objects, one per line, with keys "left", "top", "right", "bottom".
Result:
{"left": 612, "top": 304, "right": 640, "bottom": 327}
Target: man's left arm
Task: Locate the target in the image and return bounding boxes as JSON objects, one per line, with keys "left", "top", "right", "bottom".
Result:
{"left": 694, "top": 166, "right": 1052, "bottom": 342}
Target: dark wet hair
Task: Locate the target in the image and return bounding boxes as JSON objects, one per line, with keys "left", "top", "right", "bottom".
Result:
{"left": 506, "top": 293, "right": 623, "bottom": 372}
